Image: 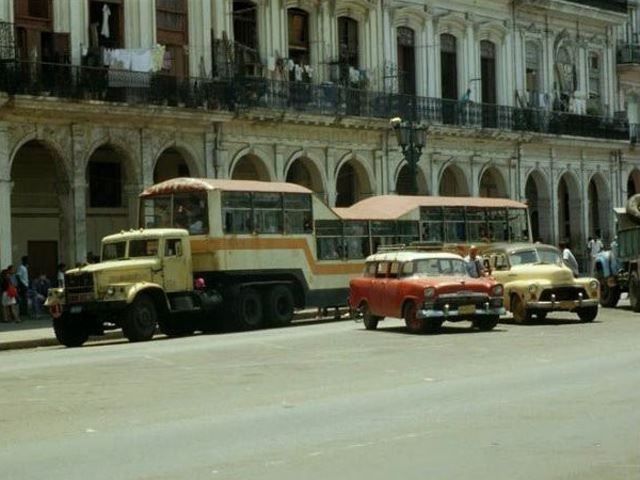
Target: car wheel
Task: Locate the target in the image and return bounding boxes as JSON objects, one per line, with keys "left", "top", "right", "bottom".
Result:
{"left": 511, "top": 294, "right": 531, "bottom": 324}
{"left": 404, "top": 301, "right": 425, "bottom": 333}
{"left": 361, "top": 302, "right": 381, "bottom": 330}
{"left": 577, "top": 306, "right": 598, "bottom": 322}
{"left": 472, "top": 315, "right": 499, "bottom": 331}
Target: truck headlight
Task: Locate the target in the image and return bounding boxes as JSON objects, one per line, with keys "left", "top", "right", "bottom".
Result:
{"left": 589, "top": 280, "right": 599, "bottom": 290}
{"left": 106, "top": 287, "right": 115, "bottom": 296}
{"left": 424, "top": 287, "right": 436, "bottom": 299}
{"left": 491, "top": 285, "right": 504, "bottom": 297}
{"left": 528, "top": 284, "right": 538, "bottom": 293}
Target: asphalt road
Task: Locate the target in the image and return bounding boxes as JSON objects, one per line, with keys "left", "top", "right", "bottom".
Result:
{"left": 1, "top": 305, "right": 639, "bottom": 480}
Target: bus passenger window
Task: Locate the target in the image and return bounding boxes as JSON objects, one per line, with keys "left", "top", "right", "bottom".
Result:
{"left": 284, "top": 194, "right": 313, "bottom": 234}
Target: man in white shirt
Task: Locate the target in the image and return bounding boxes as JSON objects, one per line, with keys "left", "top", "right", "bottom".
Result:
{"left": 560, "top": 241, "right": 579, "bottom": 277}
{"left": 589, "top": 234, "right": 604, "bottom": 275}
{"left": 464, "top": 245, "right": 485, "bottom": 278}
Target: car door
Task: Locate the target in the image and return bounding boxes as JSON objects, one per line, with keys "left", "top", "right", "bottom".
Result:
{"left": 162, "top": 238, "right": 191, "bottom": 293}
{"left": 384, "top": 261, "right": 403, "bottom": 318}
{"left": 369, "top": 261, "right": 390, "bottom": 315}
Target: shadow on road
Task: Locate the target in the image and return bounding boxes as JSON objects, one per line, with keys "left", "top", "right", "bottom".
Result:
{"left": 365, "top": 323, "right": 507, "bottom": 336}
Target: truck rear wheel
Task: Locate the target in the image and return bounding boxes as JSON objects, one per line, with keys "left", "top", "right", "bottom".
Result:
{"left": 599, "top": 282, "right": 621, "bottom": 308}
{"left": 123, "top": 295, "right": 157, "bottom": 342}
{"left": 263, "top": 285, "right": 294, "bottom": 327}
{"left": 629, "top": 272, "right": 640, "bottom": 312}
{"left": 53, "top": 314, "right": 89, "bottom": 347}
{"left": 233, "top": 288, "right": 263, "bottom": 330}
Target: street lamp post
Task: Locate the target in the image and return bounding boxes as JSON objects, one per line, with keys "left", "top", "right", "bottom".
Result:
{"left": 390, "top": 117, "right": 427, "bottom": 196}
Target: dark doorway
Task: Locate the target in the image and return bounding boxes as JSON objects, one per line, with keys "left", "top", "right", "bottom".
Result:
{"left": 28, "top": 240, "right": 58, "bottom": 282}
{"left": 480, "top": 40, "right": 497, "bottom": 128}
{"left": 397, "top": 27, "right": 416, "bottom": 95}
{"left": 440, "top": 34, "right": 458, "bottom": 124}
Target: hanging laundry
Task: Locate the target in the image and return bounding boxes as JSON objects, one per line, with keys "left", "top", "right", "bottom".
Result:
{"left": 101, "top": 4, "right": 111, "bottom": 38}
{"left": 294, "top": 64, "right": 303, "bottom": 81}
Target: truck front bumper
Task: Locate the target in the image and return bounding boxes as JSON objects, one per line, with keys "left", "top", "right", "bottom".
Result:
{"left": 526, "top": 298, "right": 599, "bottom": 310}
{"left": 52, "top": 300, "right": 128, "bottom": 317}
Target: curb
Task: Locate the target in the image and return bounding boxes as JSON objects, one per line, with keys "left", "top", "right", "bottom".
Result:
{"left": 0, "top": 308, "right": 351, "bottom": 351}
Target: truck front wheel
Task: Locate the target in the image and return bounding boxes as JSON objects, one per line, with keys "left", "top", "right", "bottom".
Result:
{"left": 577, "top": 306, "right": 598, "bottom": 323}
{"left": 53, "top": 314, "right": 89, "bottom": 347}
{"left": 233, "top": 288, "right": 263, "bottom": 330}
{"left": 263, "top": 285, "right": 295, "bottom": 327}
{"left": 123, "top": 295, "right": 157, "bottom": 342}
{"left": 472, "top": 315, "right": 499, "bottom": 331}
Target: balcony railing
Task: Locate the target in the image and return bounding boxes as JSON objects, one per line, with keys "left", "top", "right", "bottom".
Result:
{"left": 564, "top": 0, "right": 627, "bottom": 13}
{"left": 0, "top": 60, "right": 635, "bottom": 143}
{"left": 618, "top": 44, "right": 640, "bottom": 64}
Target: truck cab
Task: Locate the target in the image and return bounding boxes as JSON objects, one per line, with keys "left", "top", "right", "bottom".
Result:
{"left": 46, "top": 229, "right": 204, "bottom": 347}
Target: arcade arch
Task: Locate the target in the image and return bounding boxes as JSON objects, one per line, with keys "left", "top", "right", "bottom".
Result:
{"left": 335, "top": 158, "right": 372, "bottom": 207}
{"left": 588, "top": 173, "right": 610, "bottom": 241}
{"left": 230, "top": 154, "right": 271, "bottom": 181}
{"left": 438, "top": 164, "right": 469, "bottom": 196}
{"left": 479, "top": 166, "right": 507, "bottom": 198}
{"left": 285, "top": 157, "right": 324, "bottom": 195}
{"left": 395, "top": 164, "right": 427, "bottom": 195}
{"left": 153, "top": 147, "right": 192, "bottom": 183}
{"left": 557, "top": 172, "right": 582, "bottom": 246}
{"left": 628, "top": 169, "right": 640, "bottom": 197}
{"left": 524, "top": 169, "right": 551, "bottom": 243}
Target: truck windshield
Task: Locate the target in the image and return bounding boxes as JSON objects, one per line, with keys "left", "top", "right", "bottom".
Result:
{"left": 509, "top": 249, "right": 539, "bottom": 265}
{"left": 536, "top": 247, "right": 563, "bottom": 266}
{"left": 129, "top": 239, "right": 160, "bottom": 258}
{"left": 102, "top": 242, "right": 126, "bottom": 261}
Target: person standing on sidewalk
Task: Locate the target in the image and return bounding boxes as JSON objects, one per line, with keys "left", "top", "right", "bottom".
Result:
{"left": 16, "top": 256, "right": 29, "bottom": 317}
{"left": 1, "top": 266, "right": 18, "bottom": 323}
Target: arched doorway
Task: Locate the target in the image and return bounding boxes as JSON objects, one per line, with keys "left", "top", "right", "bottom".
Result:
{"left": 335, "top": 159, "right": 371, "bottom": 207}
{"left": 286, "top": 157, "right": 324, "bottom": 195}
{"left": 153, "top": 148, "right": 191, "bottom": 183}
{"left": 86, "top": 145, "right": 136, "bottom": 258}
{"left": 438, "top": 164, "right": 469, "bottom": 196}
{"left": 231, "top": 154, "right": 270, "bottom": 181}
{"left": 628, "top": 169, "right": 640, "bottom": 198}
{"left": 557, "top": 172, "right": 582, "bottom": 247}
{"left": 588, "top": 173, "right": 610, "bottom": 241}
{"left": 525, "top": 170, "right": 551, "bottom": 243}
{"left": 479, "top": 166, "right": 507, "bottom": 198}
{"left": 10, "top": 140, "right": 71, "bottom": 279}
{"left": 396, "top": 164, "right": 427, "bottom": 195}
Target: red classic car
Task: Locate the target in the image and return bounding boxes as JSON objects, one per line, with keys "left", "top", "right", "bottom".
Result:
{"left": 349, "top": 251, "right": 505, "bottom": 333}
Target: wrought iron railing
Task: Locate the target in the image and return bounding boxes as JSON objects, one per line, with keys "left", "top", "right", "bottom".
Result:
{"left": 618, "top": 44, "right": 640, "bottom": 64}
{"left": 0, "top": 60, "right": 636, "bottom": 143}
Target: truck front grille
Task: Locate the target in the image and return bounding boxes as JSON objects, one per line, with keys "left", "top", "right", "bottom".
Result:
{"left": 539, "top": 287, "right": 587, "bottom": 302}
{"left": 65, "top": 272, "right": 95, "bottom": 304}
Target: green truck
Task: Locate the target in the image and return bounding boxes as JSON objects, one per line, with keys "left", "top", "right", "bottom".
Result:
{"left": 594, "top": 194, "right": 640, "bottom": 309}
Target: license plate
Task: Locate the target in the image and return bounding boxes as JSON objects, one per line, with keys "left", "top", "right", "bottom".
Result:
{"left": 559, "top": 301, "right": 575, "bottom": 309}
{"left": 70, "top": 305, "right": 83, "bottom": 314}
{"left": 459, "top": 304, "right": 476, "bottom": 315}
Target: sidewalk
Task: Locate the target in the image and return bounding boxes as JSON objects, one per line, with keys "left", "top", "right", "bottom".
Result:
{"left": 0, "top": 308, "right": 351, "bottom": 352}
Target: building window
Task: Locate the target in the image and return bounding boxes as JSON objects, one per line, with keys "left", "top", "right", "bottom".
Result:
{"left": 397, "top": 27, "right": 416, "bottom": 95}
{"left": 89, "top": 161, "right": 122, "bottom": 208}
{"left": 525, "top": 41, "right": 541, "bottom": 106}
{"left": 588, "top": 52, "right": 601, "bottom": 114}
{"left": 233, "top": 1, "right": 258, "bottom": 51}
{"left": 480, "top": 40, "right": 497, "bottom": 104}
{"left": 440, "top": 33, "right": 458, "bottom": 100}
{"left": 156, "top": 0, "right": 188, "bottom": 77}
{"left": 288, "top": 8, "right": 310, "bottom": 66}
{"left": 88, "top": 0, "right": 124, "bottom": 49}
{"left": 338, "top": 17, "right": 358, "bottom": 68}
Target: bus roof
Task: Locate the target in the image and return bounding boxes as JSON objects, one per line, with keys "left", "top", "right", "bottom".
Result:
{"left": 334, "top": 195, "right": 528, "bottom": 220}
{"left": 140, "top": 178, "right": 312, "bottom": 197}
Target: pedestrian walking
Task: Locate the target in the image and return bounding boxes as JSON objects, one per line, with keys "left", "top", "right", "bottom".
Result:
{"left": 589, "top": 233, "right": 604, "bottom": 275}
{"left": 464, "top": 245, "right": 485, "bottom": 278}
{"left": 56, "top": 263, "right": 66, "bottom": 288}
{"left": 1, "top": 266, "right": 19, "bottom": 323}
{"left": 16, "top": 256, "right": 29, "bottom": 317}
{"left": 560, "top": 241, "right": 579, "bottom": 278}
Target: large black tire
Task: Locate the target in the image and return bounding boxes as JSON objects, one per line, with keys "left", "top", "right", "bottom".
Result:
{"left": 53, "top": 314, "right": 89, "bottom": 347}
{"left": 626, "top": 194, "right": 640, "bottom": 222}
{"left": 263, "top": 285, "right": 295, "bottom": 327}
{"left": 361, "top": 302, "right": 381, "bottom": 330}
{"left": 122, "top": 295, "right": 157, "bottom": 342}
{"left": 599, "top": 281, "right": 621, "bottom": 308}
{"left": 233, "top": 288, "right": 263, "bottom": 330}
{"left": 536, "top": 311, "right": 547, "bottom": 321}
{"left": 472, "top": 315, "right": 499, "bottom": 331}
{"left": 511, "top": 294, "right": 532, "bottom": 324}
{"left": 577, "top": 306, "right": 598, "bottom": 323}
{"left": 630, "top": 271, "right": 640, "bottom": 313}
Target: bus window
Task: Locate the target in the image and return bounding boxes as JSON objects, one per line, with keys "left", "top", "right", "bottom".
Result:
{"left": 397, "top": 221, "right": 420, "bottom": 245}
{"left": 371, "top": 221, "right": 397, "bottom": 252}
{"left": 508, "top": 208, "right": 529, "bottom": 242}
{"left": 174, "top": 193, "right": 208, "bottom": 234}
{"left": 487, "top": 208, "right": 508, "bottom": 241}
{"left": 420, "top": 207, "right": 443, "bottom": 242}
{"left": 444, "top": 207, "right": 466, "bottom": 242}
{"left": 316, "top": 220, "right": 343, "bottom": 260}
{"left": 466, "top": 208, "right": 487, "bottom": 243}
{"left": 222, "top": 192, "right": 252, "bottom": 233}
{"left": 141, "top": 196, "right": 171, "bottom": 229}
{"left": 284, "top": 194, "right": 312, "bottom": 233}
{"left": 253, "top": 192, "right": 283, "bottom": 234}
{"left": 344, "top": 221, "right": 370, "bottom": 259}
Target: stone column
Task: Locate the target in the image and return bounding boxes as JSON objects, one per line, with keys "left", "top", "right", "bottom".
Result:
{"left": 68, "top": 0, "right": 88, "bottom": 65}
{"left": 124, "top": 183, "right": 142, "bottom": 229}
{"left": 274, "top": 145, "right": 285, "bottom": 182}
{"left": 325, "top": 147, "right": 337, "bottom": 207}
{"left": 549, "top": 152, "right": 559, "bottom": 247}
{"left": 465, "top": 16, "right": 479, "bottom": 102}
{"left": 425, "top": 16, "right": 438, "bottom": 98}
{"left": 205, "top": 129, "right": 216, "bottom": 178}
{"left": 189, "top": 0, "right": 213, "bottom": 76}
{"left": 140, "top": 129, "right": 155, "bottom": 188}
{"left": 470, "top": 155, "right": 481, "bottom": 196}
{"left": 0, "top": 176, "right": 12, "bottom": 267}
{"left": 72, "top": 178, "right": 88, "bottom": 265}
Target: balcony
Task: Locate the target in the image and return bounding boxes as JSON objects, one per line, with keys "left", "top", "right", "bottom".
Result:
{"left": 0, "top": 60, "right": 635, "bottom": 143}
{"left": 563, "top": 0, "right": 627, "bottom": 12}
{"left": 618, "top": 44, "right": 640, "bottom": 64}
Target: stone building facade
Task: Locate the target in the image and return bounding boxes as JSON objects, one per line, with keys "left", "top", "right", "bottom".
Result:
{"left": 0, "top": 0, "right": 639, "bottom": 277}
